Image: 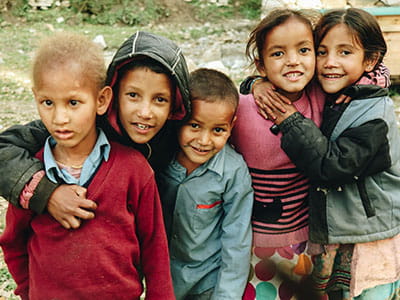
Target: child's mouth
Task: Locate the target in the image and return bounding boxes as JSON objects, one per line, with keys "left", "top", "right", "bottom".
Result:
{"left": 323, "top": 74, "right": 343, "bottom": 79}
{"left": 284, "top": 71, "right": 303, "bottom": 80}
{"left": 135, "top": 123, "right": 151, "bottom": 130}
{"left": 188, "top": 145, "right": 212, "bottom": 155}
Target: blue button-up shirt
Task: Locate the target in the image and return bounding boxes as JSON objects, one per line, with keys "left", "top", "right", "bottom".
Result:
{"left": 159, "top": 144, "right": 254, "bottom": 300}
{"left": 43, "top": 129, "right": 110, "bottom": 185}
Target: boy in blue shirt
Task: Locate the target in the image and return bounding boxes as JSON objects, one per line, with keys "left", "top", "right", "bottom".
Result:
{"left": 159, "top": 68, "right": 254, "bottom": 300}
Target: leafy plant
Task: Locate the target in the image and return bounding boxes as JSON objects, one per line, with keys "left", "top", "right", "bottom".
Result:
{"left": 186, "top": 0, "right": 260, "bottom": 21}
{"left": 0, "top": 266, "right": 17, "bottom": 293}
{"left": 68, "top": 0, "right": 169, "bottom": 25}
{"left": 237, "top": 0, "right": 261, "bottom": 19}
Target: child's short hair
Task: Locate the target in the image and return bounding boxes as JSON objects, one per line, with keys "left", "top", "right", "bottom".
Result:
{"left": 314, "top": 8, "right": 387, "bottom": 68}
{"left": 32, "top": 32, "right": 106, "bottom": 90}
{"left": 246, "top": 9, "right": 315, "bottom": 68}
{"left": 189, "top": 68, "right": 238, "bottom": 111}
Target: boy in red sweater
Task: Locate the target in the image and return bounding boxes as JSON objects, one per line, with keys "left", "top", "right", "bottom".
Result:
{"left": 0, "top": 32, "right": 174, "bottom": 300}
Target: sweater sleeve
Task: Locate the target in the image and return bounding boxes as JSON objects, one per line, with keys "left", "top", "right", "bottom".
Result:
{"left": 133, "top": 173, "right": 175, "bottom": 300}
{"left": 0, "top": 120, "right": 58, "bottom": 213}
{"left": 279, "top": 112, "right": 391, "bottom": 187}
{"left": 357, "top": 63, "right": 390, "bottom": 88}
{"left": 212, "top": 161, "right": 253, "bottom": 300}
{"left": 0, "top": 205, "right": 34, "bottom": 300}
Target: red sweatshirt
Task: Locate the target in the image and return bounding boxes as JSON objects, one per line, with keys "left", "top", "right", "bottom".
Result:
{"left": 0, "top": 141, "right": 174, "bottom": 300}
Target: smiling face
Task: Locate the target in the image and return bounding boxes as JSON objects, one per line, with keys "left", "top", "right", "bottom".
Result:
{"left": 316, "top": 24, "right": 375, "bottom": 94}
{"left": 117, "top": 67, "right": 173, "bottom": 144}
{"left": 257, "top": 17, "right": 315, "bottom": 102}
{"left": 33, "top": 61, "right": 110, "bottom": 157}
{"left": 177, "top": 99, "right": 236, "bottom": 175}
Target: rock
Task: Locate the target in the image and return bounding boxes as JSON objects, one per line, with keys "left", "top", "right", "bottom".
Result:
{"left": 261, "top": 0, "right": 322, "bottom": 11}
{"left": 199, "top": 60, "right": 230, "bottom": 74}
{"left": 28, "top": 0, "right": 54, "bottom": 9}
{"left": 93, "top": 35, "right": 107, "bottom": 50}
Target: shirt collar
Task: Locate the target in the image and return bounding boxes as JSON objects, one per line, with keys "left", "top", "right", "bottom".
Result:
{"left": 43, "top": 128, "right": 110, "bottom": 184}
{"left": 173, "top": 144, "right": 227, "bottom": 178}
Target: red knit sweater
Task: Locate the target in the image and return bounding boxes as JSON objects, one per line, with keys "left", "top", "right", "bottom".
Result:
{"left": 0, "top": 141, "right": 174, "bottom": 300}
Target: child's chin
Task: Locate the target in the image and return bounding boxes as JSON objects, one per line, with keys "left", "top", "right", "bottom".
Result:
{"left": 321, "top": 85, "right": 341, "bottom": 94}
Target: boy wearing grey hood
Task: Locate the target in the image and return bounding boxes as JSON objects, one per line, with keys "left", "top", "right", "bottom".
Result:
{"left": 0, "top": 31, "right": 191, "bottom": 230}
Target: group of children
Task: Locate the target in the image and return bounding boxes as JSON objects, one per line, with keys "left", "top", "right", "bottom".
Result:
{"left": 0, "top": 6, "right": 399, "bottom": 300}
{"left": 235, "top": 7, "right": 400, "bottom": 300}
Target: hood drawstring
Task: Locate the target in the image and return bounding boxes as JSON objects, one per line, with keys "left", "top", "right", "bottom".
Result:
{"left": 145, "top": 143, "right": 152, "bottom": 160}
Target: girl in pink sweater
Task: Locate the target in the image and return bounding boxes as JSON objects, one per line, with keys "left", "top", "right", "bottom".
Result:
{"left": 230, "top": 9, "right": 322, "bottom": 299}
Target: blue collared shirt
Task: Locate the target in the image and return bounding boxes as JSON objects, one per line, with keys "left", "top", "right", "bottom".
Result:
{"left": 158, "top": 144, "right": 254, "bottom": 300}
{"left": 43, "top": 129, "right": 110, "bottom": 186}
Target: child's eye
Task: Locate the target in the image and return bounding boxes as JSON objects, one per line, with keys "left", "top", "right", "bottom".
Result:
{"left": 271, "top": 51, "right": 284, "bottom": 57}
{"left": 190, "top": 123, "right": 200, "bottom": 129}
{"left": 213, "top": 127, "right": 226, "bottom": 134}
{"left": 155, "top": 96, "right": 169, "bottom": 104}
{"left": 340, "top": 50, "right": 351, "bottom": 56}
{"left": 299, "top": 47, "right": 311, "bottom": 54}
{"left": 69, "top": 100, "right": 79, "bottom": 106}
{"left": 42, "top": 99, "right": 53, "bottom": 106}
{"left": 316, "top": 50, "right": 326, "bottom": 56}
{"left": 127, "top": 92, "right": 138, "bottom": 98}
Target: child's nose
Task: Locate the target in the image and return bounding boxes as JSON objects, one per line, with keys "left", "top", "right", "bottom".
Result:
{"left": 198, "top": 131, "right": 211, "bottom": 145}
{"left": 323, "top": 54, "right": 338, "bottom": 68}
{"left": 137, "top": 101, "right": 153, "bottom": 119}
{"left": 53, "top": 108, "right": 69, "bottom": 124}
{"left": 286, "top": 52, "right": 299, "bottom": 66}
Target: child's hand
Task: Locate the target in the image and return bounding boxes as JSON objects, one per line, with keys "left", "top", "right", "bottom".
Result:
{"left": 253, "top": 81, "right": 291, "bottom": 118}
{"left": 335, "top": 94, "right": 352, "bottom": 104}
{"left": 257, "top": 89, "right": 297, "bottom": 125}
{"left": 47, "top": 185, "right": 97, "bottom": 229}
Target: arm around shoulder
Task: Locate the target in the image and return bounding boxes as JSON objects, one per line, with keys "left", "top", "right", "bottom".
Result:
{"left": 279, "top": 112, "right": 391, "bottom": 186}
{"left": 0, "top": 120, "right": 53, "bottom": 211}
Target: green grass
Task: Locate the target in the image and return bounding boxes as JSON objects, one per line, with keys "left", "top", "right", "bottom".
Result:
{"left": 0, "top": 267, "right": 16, "bottom": 292}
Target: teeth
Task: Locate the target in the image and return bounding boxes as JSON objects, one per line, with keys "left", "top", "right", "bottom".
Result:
{"left": 193, "top": 146, "right": 209, "bottom": 152}
{"left": 325, "top": 74, "right": 342, "bottom": 78}
{"left": 285, "top": 72, "right": 301, "bottom": 79}
{"left": 137, "top": 124, "right": 149, "bottom": 130}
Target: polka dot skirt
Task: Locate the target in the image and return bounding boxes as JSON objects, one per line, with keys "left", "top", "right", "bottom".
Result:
{"left": 242, "top": 242, "right": 328, "bottom": 300}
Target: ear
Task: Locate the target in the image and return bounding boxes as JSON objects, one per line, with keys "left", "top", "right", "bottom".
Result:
{"left": 364, "top": 53, "right": 380, "bottom": 72}
{"left": 31, "top": 88, "right": 39, "bottom": 109}
{"left": 255, "top": 58, "right": 267, "bottom": 77}
{"left": 96, "top": 86, "right": 113, "bottom": 115}
{"left": 32, "top": 87, "right": 38, "bottom": 99}
{"left": 231, "top": 115, "right": 237, "bottom": 127}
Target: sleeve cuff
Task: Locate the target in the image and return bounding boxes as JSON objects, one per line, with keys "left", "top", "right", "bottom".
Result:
{"left": 278, "top": 112, "right": 305, "bottom": 134}
{"left": 239, "top": 76, "right": 263, "bottom": 94}
{"left": 29, "top": 176, "right": 60, "bottom": 214}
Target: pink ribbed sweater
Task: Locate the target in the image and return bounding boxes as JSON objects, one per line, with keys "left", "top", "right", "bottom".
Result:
{"left": 230, "top": 85, "right": 324, "bottom": 247}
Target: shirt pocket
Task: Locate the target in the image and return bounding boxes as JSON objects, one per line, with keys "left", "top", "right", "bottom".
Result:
{"left": 193, "top": 199, "right": 223, "bottom": 230}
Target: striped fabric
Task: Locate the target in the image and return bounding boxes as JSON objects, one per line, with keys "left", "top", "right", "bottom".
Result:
{"left": 311, "top": 244, "right": 353, "bottom": 294}
{"left": 250, "top": 167, "right": 310, "bottom": 244}
{"left": 230, "top": 85, "right": 325, "bottom": 248}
